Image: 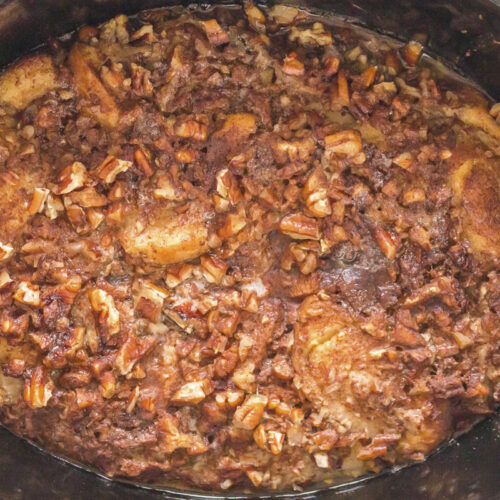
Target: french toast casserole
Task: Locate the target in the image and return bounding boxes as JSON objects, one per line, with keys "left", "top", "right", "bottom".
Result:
{"left": 0, "top": 4, "right": 498, "bottom": 492}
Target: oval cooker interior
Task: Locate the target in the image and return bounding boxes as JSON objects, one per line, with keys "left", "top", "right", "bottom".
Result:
{"left": 0, "top": 1, "right": 498, "bottom": 498}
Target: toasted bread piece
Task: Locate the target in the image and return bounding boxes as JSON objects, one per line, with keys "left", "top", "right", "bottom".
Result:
{"left": 119, "top": 204, "right": 209, "bottom": 265}
{"left": 449, "top": 158, "right": 500, "bottom": 259}
{"left": 68, "top": 43, "right": 120, "bottom": 128}
{"left": 0, "top": 53, "right": 58, "bottom": 109}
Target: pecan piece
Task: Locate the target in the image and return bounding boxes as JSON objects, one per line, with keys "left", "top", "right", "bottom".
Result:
{"left": 324, "top": 129, "right": 364, "bottom": 164}
{"left": 134, "top": 149, "right": 154, "bottom": 177}
{"left": 13, "top": 281, "right": 41, "bottom": 307}
{"left": 54, "top": 162, "right": 88, "bottom": 194}
{"left": 201, "top": 255, "right": 228, "bottom": 284}
{"left": 233, "top": 394, "right": 268, "bottom": 429}
{"left": 24, "top": 366, "right": 53, "bottom": 408}
{"left": 115, "top": 334, "right": 157, "bottom": 375}
{"left": 267, "top": 430, "right": 285, "bottom": 455}
{"left": 402, "top": 40, "right": 423, "bottom": 66}
{"left": 171, "top": 380, "right": 211, "bottom": 405}
{"left": 402, "top": 188, "right": 426, "bottom": 205}
{"left": 289, "top": 22, "right": 332, "bottom": 46}
{"left": 282, "top": 52, "right": 304, "bottom": 76}
{"left": 373, "top": 225, "right": 400, "bottom": 260}
{"left": 302, "top": 169, "right": 331, "bottom": 218}
{"left": 68, "top": 187, "right": 108, "bottom": 207}
{"left": 244, "top": 2, "right": 266, "bottom": 32}
{"left": 280, "top": 213, "right": 320, "bottom": 240}
{"left": 218, "top": 113, "right": 257, "bottom": 139}
{"left": 28, "top": 187, "right": 50, "bottom": 215}
{"left": 0, "top": 269, "right": 12, "bottom": 289}
{"left": 95, "top": 155, "right": 131, "bottom": 184}
{"left": 0, "top": 242, "right": 14, "bottom": 262}
{"left": 201, "top": 19, "right": 229, "bottom": 45}
{"left": 174, "top": 118, "right": 207, "bottom": 141}
{"left": 88, "top": 288, "right": 120, "bottom": 337}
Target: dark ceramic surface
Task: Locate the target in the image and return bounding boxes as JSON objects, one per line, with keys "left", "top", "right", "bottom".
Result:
{"left": 0, "top": 0, "right": 499, "bottom": 498}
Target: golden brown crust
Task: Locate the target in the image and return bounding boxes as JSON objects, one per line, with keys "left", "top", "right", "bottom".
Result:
{"left": 0, "top": 53, "right": 58, "bottom": 109}
{"left": 68, "top": 43, "right": 121, "bottom": 128}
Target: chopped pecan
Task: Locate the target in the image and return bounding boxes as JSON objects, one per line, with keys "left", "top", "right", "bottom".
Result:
{"left": 65, "top": 203, "right": 90, "bottom": 234}
{"left": 130, "top": 63, "right": 153, "bottom": 97}
{"left": 267, "top": 430, "right": 285, "bottom": 455}
{"left": 13, "top": 281, "right": 41, "bottom": 307}
{"left": 332, "top": 69, "right": 350, "bottom": 107}
{"left": 201, "top": 19, "right": 229, "bottom": 46}
{"left": 215, "top": 389, "right": 245, "bottom": 408}
{"left": 402, "top": 188, "right": 426, "bottom": 205}
{"left": 126, "top": 386, "right": 140, "bottom": 414}
{"left": 403, "top": 277, "right": 460, "bottom": 309}
{"left": 68, "top": 187, "right": 108, "bottom": 207}
{"left": 392, "top": 152, "right": 414, "bottom": 171}
{"left": 24, "top": 366, "right": 53, "bottom": 408}
{"left": 160, "top": 414, "right": 209, "bottom": 455}
{"left": 216, "top": 168, "right": 242, "bottom": 205}
{"left": 134, "top": 281, "right": 168, "bottom": 322}
{"left": 246, "top": 470, "right": 264, "bottom": 487}
{"left": 201, "top": 255, "right": 228, "bottom": 284}
{"left": 174, "top": 118, "right": 207, "bottom": 141}
{"left": 360, "top": 66, "right": 377, "bottom": 88}
{"left": 87, "top": 208, "right": 105, "bottom": 229}
{"left": 0, "top": 269, "right": 12, "bottom": 289}
{"left": 88, "top": 288, "right": 120, "bottom": 337}
{"left": 134, "top": 149, "right": 154, "bottom": 177}
{"left": 282, "top": 52, "right": 304, "bottom": 76}
{"left": 107, "top": 183, "right": 126, "bottom": 204}
{"left": 233, "top": 394, "right": 268, "bottom": 429}
{"left": 373, "top": 225, "right": 400, "bottom": 260}
{"left": 214, "top": 345, "right": 239, "bottom": 377}
{"left": 115, "top": 334, "right": 157, "bottom": 375}
{"left": 54, "top": 162, "right": 88, "bottom": 194}
{"left": 302, "top": 169, "right": 331, "bottom": 218}
{"left": 218, "top": 113, "right": 257, "bottom": 138}
{"left": 130, "top": 24, "right": 155, "bottom": 42}
{"left": 28, "top": 187, "right": 50, "bottom": 215}
{"left": 289, "top": 22, "right": 332, "bottom": 46}
{"left": 409, "top": 225, "right": 431, "bottom": 250}
{"left": 208, "top": 309, "right": 240, "bottom": 337}
{"left": 99, "top": 370, "right": 116, "bottom": 399}
{"left": 312, "top": 429, "right": 338, "bottom": 451}
{"left": 402, "top": 40, "right": 423, "bottom": 67}
{"left": 95, "top": 156, "right": 131, "bottom": 184}
{"left": 218, "top": 209, "right": 247, "bottom": 238}
{"left": 0, "top": 242, "right": 14, "bottom": 262}
{"left": 280, "top": 213, "right": 320, "bottom": 240}
{"left": 324, "top": 129, "right": 365, "bottom": 164}
{"left": 172, "top": 380, "right": 211, "bottom": 405}
{"left": 44, "top": 194, "right": 64, "bottom": 219}
{"left": 358, "top": 433, "right": 401, "bottom": 460}
{"left": 75, "top": 388, "right": 97, "bottom": 409}
{"left": 314, "top": 452, "right": 329, "bottom": 468}
{"left": 154, "top": 173, "right": 184, "bottom": 201}
{"left": 274, "top": 137, "right": 316, "bottom": 163}
{"left": 393, "top": 323, "right": 425, "bottom": 347}
{"left": 244, "top": 2, "right": 266, "bottom": 32}
{"left": 324, "top": 56, "right": 340, "bottom": 76}
{"left": 175, "top": 149, "right": 196, "bottom": 163}
{"left": 59, "top": 368, "right": 92, "bottom": 389}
